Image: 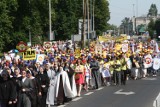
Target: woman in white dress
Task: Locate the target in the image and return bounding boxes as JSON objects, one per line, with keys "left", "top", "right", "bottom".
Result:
{"left": 45, "top": 63, "right": 57, "bottom": 106}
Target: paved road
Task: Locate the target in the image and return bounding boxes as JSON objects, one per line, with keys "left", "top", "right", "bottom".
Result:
{"left": 57, "top": 76, "right": 160, "bottom": 107}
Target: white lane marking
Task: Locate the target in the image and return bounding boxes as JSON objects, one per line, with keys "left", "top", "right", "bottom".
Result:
{"left": 114, "top": 89, "right": 135, "bottom": 95}
{"left": 142, "top": 78, "right": 157, "bottom": 80}
{"left": 72, "top": 97, "right": 82, "bottom": 101}
{"left": 65, "top": 103, "right": 69, "bottom": 105}
{"left": 153, "top": 92, "right": 160, "bottom": 107}
{"left": 85, "top": 92, "right": 94, "bottom": 95}
{"left": 96, "top": 87, "right": 104, "bottom": 91}
{"left": 57, "top": 105, "right": 66, "bottom": 107}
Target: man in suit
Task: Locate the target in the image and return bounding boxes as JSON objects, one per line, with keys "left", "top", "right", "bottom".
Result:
{"left": 17, "top": 70, "right": 34, "bottom": 107}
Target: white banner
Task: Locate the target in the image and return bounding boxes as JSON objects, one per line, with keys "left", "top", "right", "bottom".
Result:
{"left": 36, "top": 54, "right": 45, "bottom": 65}
{"left": 153, "top": 58, "right": 160, "bottom": 70}
{"left": 144, "top": 54, "right": 153, "bottom": 68}
{"left": 122, "top": 44, "right": 128, "bottom": 53}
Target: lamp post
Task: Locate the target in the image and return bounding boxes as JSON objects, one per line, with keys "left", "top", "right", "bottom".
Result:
{"left": 87, "top": 0, "right": 90, "bottom": 48}
{"left": 49, "top": 0, "right": 52, "bottom": 41}
{"left": 81, "top": 0, "right": 87, "bottom": 49}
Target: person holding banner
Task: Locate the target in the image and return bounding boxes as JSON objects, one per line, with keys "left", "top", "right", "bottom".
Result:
{"left": 152, "top": 54, "right": 160, "bottom": 76}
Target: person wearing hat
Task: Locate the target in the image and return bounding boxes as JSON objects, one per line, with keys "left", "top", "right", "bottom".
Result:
{"left": 0, "top": 69, "right": 17, "bottom": 107}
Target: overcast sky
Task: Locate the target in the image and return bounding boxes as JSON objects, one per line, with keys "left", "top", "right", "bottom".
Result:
{"left": 108, "top": 0, "right": 160, "bottom": 26}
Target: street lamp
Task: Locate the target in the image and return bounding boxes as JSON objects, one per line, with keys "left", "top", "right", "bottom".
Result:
{"left": 49, "top": 0, "right": 52, "bottom": 41}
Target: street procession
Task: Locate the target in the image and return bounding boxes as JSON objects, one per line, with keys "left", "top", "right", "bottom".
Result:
{"left": 0, "top": 34, "right": 160, "bottom": 107}
{"left": 1, "top": 0, "right": 160, "bottom": 107}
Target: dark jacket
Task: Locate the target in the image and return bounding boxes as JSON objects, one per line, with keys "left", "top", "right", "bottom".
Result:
{"left": 36, "top": 73, "right": 50, "bottom": 93}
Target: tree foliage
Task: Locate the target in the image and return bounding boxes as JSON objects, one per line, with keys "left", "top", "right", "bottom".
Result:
{"left": 148, "top": 4, "right": 158, "bottom": 17}
{"left": 155, "top": 19, "right": 160, "bottom": 37}
{"left": 120, "top": 17, "right": 133, "bottom": 35}
{"left": 147, "top": 18, "right": 155, "bottom": 39}
{"left": 0, "top": 0, "right": 110, "bottom": 52}
{"left": 94, "top": 0, "right": 110, "bottom": 35}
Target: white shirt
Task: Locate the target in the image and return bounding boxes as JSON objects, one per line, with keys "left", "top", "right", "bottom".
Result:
{"left": 22, "top": 77, "right": 27, "bottom": 83}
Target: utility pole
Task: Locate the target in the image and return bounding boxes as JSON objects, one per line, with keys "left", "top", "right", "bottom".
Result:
{"left": 136, "top": 0, "right": 138, "bottom": 35}
{"left": 132, "top": 4, "right": 135, "bottom": 35}
{"left": 87, "top": 0, "right": 90, "bottom": 48}
{"left": 28, "top": 0, "right": 31, "bottom": 45}
{"left": 49, "top": 0, "right": 52, "bottom": 41}
{"left": 93, "top": 0, "right": 95, "bottom": 34}
{"left": 81, "top": 0, "right": 87, "bottom": 49}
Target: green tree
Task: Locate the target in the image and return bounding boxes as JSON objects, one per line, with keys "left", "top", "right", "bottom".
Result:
{"left": 94, "top": 0, "right": 110, "bottom": 36}
{"left": 54, "top": 0, "right": 81, "bottom": 40}
{"left": 0, "top": 0, "right": 18, "bottom": 51}
{"left": 0, "top": 0, "right": 111, "bottom": 52}
{"left": 147, "top": 18, "right": 155, "bottom": 39}
{"left": 120, "top": 17, "right": 133, "bottom": 35}
{"left": 148, "top": 4, "right": 158, "bottom": 17}
{"left": 155, "top": 19, "right": 160, "bottom": 38}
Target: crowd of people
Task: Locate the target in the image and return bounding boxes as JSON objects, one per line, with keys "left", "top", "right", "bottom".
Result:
{"left": 0, "top": 38, "right": 160, "bottom": 107}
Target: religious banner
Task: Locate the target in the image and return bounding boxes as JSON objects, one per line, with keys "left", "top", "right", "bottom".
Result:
{"left": 153, "top": 58, "right": 160, "bottom": 70}
{"left": 36, "top": 54, "right": 45, "bottom": 65}
{"left": 122, "top": 43, "right": 128, "bottom": 53}
{"left": 75, "top": 48, "right": 81, "bottom": 57}
{"left": 16, "top": 41, "right": 28, "bottom": 52}
{"left": 43, "top": 42, "right": 52, "bottom": 49}
{"left": 115, "top": 44, "right": 122, "bottom": 51}
{"left": 95, "top": 44, "right": 103, "bottom": 54}
{"left": 144, "top": 54, "right": 153, "bottom": 68}
{"left": 98, "top": 36, "right": 111, "bottom": 42}
{"left": 23, "top": 50, "right": 36, "bottom": 60}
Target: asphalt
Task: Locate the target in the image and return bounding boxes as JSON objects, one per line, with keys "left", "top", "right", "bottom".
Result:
{"left": 55, "top": 76, "right": 160, "bottom": 107}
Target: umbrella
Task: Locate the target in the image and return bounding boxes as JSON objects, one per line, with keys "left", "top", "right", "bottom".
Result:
{"left": 9, "top": 49, "right": 19, "bottom": 53}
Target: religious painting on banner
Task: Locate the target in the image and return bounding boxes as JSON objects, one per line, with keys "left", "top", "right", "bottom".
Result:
{"left": 153, "top": 58, "right": 160, "bottom": 70}
{"left": 16, "top": 41, "right": 28, "bottom": 52}
{"left": 75, "top": 48, "right": 81, "bottom": 57}
{"left": 144, "top": 54, "right": 153, "bottom": 68}
{"left": 115, "top": 44, "right": 122, "bottom": 51}
{"left": 122, "top": 44, "right": 128, "bottom": 53}
{"left": 36, "top": 54, "right": 45, "bottom": 65}
{"left": 95, "top": 44, "right": 102, "bottom": 54}
{"left": 43, "top": 42, "right": 52, "bottom": 50}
